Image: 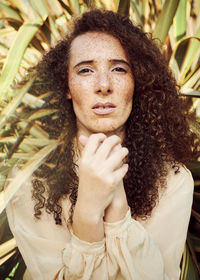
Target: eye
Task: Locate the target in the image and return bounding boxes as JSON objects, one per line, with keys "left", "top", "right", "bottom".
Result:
{"left": 77, "top": 68, "right": 93, "bottom": 74}
{"left": 112, "top": 67, "right": 127, "bottom": 73}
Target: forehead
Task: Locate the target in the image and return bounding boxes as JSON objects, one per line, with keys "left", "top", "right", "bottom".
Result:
{"left": 69, "top": 32, "right": 128, "bottom": 63}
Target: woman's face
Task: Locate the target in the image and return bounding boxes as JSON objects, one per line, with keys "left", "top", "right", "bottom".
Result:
{"left": 67, "top": 32, "right": 134, "bottom": 137}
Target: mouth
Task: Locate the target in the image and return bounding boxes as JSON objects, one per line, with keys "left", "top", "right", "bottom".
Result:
{"left": 92, "top": 102, "right": 116, "bottom": 115}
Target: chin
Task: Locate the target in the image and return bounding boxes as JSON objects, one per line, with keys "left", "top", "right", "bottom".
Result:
{"left": 89, "top": 122, "right": 124, "bottom": 135}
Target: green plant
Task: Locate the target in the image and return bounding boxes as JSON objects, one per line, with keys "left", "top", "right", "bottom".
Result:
{"left": 0, "top": 0, "right": 199, "bottom": 279}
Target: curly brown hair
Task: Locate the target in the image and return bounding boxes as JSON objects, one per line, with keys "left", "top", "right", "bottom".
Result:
{"left": 31, "top": 9, "right": 200, "bottom": 225}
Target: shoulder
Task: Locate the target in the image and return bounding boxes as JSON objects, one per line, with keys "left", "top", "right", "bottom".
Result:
{"left": 164, "top": 164, "right": 194, "bottom": 197}
{"left": 154, "top": 164, "right": 194, "bottom": 213}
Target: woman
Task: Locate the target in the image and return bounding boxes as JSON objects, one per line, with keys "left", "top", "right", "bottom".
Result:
{"left": 6, "top": 9, "right": 200, "bottom": 280}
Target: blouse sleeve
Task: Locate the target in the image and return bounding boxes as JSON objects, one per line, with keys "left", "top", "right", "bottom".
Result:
{"left": 62, "top": 165, "right": 193, "bottom": 280}
{"left": 63, "top": 210, "right": 167, "bottom": 280}
{"left": 140, "top": 165, "right": 194, "bottom": 279}
{"left": 6, "top": 165, "right": 193, "bottom": 280}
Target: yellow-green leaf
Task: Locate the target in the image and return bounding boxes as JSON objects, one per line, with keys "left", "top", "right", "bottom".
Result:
{"left": 0, "top": 22, "right": 44, "bottom": 99}
{"left": 0, "top": 3, "right": 22, "bottom": 21}
{"left": 173, "top": 0, "right": 187, "bottom": 42}
{"left": 180, "top": 27, "right": 200, "bottom": 84}
{"left": 153, "top": 0, "right": 179, "bottom": 42}
{"left": 0, "top": 78, "right": 34, "bottom": 131}
{"left": 28, "top": 0, "right": 49, "bottom": 22}
{"left": 0, "top": 141, "right": 59, "bottom": 214}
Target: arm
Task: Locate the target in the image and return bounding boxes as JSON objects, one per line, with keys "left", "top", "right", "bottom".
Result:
{"left": 72, "top": 133, "right": 128, "bottom": 242}
{"left": 66, "top": 134, "right": 167, "bottom": 279}
{"left": 63, "top": 134, "right": 169, "bottom": 280}
{"left": 102, "top": 165, "right": 193, "bottom": 280}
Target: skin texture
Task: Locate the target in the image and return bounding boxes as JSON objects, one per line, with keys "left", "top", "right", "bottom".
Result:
{"left": 67, "top": 32, "right": 134, "bottom": 139}
{"left": 67, "top": 33, "right": 134, "bottom": 241}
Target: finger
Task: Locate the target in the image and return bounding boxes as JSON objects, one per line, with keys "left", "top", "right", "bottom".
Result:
{"left": 106, "top": 147, "right": 128, "bottom": 171}
{"left": 111, "top": 143, "right": 121, "bottom": 153}
{"left": 82, "top": 133, "right": 106, "bottom": 157}
{"left": 79, "top": 135, "right": 89, "bottom": 147}
{"left": 113, "top": 163, "right": 129, "bottom": 183}
{"left": 95, "top": 135, "right": 121, "bottom": 160}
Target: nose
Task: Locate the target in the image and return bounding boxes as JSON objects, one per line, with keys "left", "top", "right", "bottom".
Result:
{"left": 95, "top": 73, "right": 112, "bottom": 95}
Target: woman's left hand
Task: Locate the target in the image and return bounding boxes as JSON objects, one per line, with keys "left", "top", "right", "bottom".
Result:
{"left": 103, "top": 179, "right": 129, "bottom": 222}
{"left": 79, "top": 135, "right": 129, "bottom": 223}
{"left": 103, "top": 143, "right": 129, "bottom": 222}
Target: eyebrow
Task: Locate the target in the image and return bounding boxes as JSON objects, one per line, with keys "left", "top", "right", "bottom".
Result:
{"left": 74, "top": 59, "right": 130, "bottom": 68}
{"left": 74, "top": 60, "right": 93, "bottom": 68}
{"left": 109, "top": 59, "right": 130, "bottom": 67}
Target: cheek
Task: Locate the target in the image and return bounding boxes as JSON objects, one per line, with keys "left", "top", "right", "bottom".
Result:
{"left": 71, "top": 96, "right": 85, "bottom": 110}
{"left": 124, "top": 86, "right": 134, "bottom": 105}
{"left": 68, "top": 78, "right": 91, "bottom": 106}
{"left": 68, "top": 81, "right": 82, "bottom": 106}
{"left": 125, "top": 92, "right": 133, "bottom": 104}
{"left": 118, "top": 77, "right": 134, "bottom": 104}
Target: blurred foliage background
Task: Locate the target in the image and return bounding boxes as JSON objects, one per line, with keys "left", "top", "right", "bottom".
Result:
{"left": 0, "top": 0, "right": 199, "bottom": 279}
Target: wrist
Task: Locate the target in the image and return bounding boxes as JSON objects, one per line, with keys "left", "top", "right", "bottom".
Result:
{"left": 104, "top": 203, "right": 128, "bottom": 223}
{"left": 74, "top": 200, "right": 104, "bottom": 222}
{"left": 104, "top": 184, "right": 129, "bottom": 223}
{"left": 72, "top": 202, "right": 104, "bottom": 242}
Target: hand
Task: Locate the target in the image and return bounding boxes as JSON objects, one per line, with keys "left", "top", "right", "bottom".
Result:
{"left": 104, "top": 180, "right": 129, "bottom": 222}
{"left": 76, "top": 133, "right": 129, "bottom": 219}
{"left": 103, "top": 143, "right": 129, "bottom": 222}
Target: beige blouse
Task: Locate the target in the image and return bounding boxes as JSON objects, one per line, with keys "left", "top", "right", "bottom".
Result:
{"left": 6, "top": 165, "right": 193, "bottom": 280}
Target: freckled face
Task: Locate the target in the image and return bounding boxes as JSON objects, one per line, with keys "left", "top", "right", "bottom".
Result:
{"left": 67, "top": 32, "right": 135, "bottom": 137}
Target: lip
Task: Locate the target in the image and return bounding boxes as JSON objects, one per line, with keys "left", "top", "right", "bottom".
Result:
{"left": 92, "top": 102, "right": 116, "bottom": 115}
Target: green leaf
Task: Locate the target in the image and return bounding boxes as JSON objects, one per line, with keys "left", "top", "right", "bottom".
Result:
{"left": 0, "top": 28, "right": 16, "bottom": 38}
{"left": 28, "top": 0, "right": 49, "bottom": 21}
{"left": 0, "top": 137, "right": 57, "bottom": 147}
{"left": 22, "top": 93, "right": 45, "bottom": 109}
{"left": 180, "top": 27, "right": 200, "bottom": 84}
{"left": 0, "top": 78, "right": 34, "bottom": 131}
{"left": 0, "top": 3, "right": 22, "bottom": 21}
{"left": 48, "top": 15, "right": 61, "bottom": 41}
{"left": 29, "top": 109, "right": 58, "bottom": 121}
{"left": 17, "top": 122, "right": 49, "bottom": 139}
{"left": 0, "top": 141, "right": 59, "bottom": 214}
{"left": 130, "top": 0, "right": 143, "bottom": 26}
{"left": 180, "top": 239, "right": 200, "bottom": 279}
{"left": 56, "top": 0, "right": 73, "bottom": 15}
{"left": 173, "top": 0, "right": 187, "bottom": 42}
{"left": 180, "top": 88, "right": 200, "bottom": 98}
{"left": 7, "top": 0, "right": 30, "bottom": 17}
{"left": 0, "top": 211, "right": 7, "bottom": 241}
{"left": 0, "top": 238, "right": 17, "bottom": 259}
{"left": 169, "top": 35, "right": 200, "bottom": 83}
{"left": 0, "top": 152, "right": 34, "bottom": 160}
{"left": 0, "top": 22, "right": 44, "bottom": 99}
{"left": 68, "top": 0, "right": 80, "bottom": 14}
{"left": 183, "top": 67, "right": 200, "bottom": 89}
{"left": 153, "top": 0, "right": 180, "bottom": 42}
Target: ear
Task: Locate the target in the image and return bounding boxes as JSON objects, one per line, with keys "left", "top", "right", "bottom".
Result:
{"left": 66, "top": 91, "right": 72, "bottom": 100}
